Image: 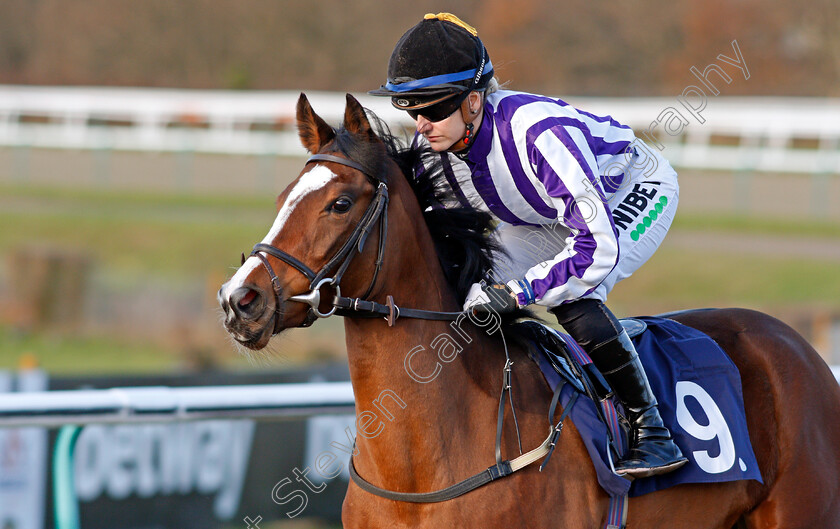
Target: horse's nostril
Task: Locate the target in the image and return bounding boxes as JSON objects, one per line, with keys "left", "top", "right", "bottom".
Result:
{"left": 238, "top": 289, "right": 258, "bottom": 309}
{"left": 229, "top": 286, "right": 265, "bottom": 321}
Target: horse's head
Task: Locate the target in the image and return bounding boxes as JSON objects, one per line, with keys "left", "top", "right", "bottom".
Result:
{"left": 218, "top": 93, "right": 395, "bottom": 349}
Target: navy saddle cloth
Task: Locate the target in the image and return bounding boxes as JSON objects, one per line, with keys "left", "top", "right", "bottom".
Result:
{"left": 519, "top": 316, "right": 763, "bottom": 497}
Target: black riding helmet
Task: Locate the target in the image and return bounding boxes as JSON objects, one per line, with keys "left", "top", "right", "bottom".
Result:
{"left": 369, "top": 13, "right": 494, "bottom": 113}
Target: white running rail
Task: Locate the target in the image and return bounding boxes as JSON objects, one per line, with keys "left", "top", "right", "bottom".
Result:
{"left": 0, "top": 372, "right": 838, "bottom": 429}
{"left": 0, "top": 382, "right": 355, "bottom": 428}
{"left": 1, "top": 85, "right": 839, "bottom": 173}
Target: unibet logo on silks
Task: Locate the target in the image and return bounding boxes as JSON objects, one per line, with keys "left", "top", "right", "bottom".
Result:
{"left": 631, "top": 196, "right": 669, "bottom": 241}
{"left": 610, "top": 182, "right": 669, "bottom": 241}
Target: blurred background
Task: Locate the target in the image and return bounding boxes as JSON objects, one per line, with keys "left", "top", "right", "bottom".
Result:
{"left": 0, "top": 1, "right": 838, "bottom": 528}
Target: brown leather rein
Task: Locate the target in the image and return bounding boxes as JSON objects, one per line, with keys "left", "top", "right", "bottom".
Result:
{"left": 244, "top": 151, "right": 578, "bottom": 504}
{"left": 245, "top": 152, "right": 461, "bottom": 329}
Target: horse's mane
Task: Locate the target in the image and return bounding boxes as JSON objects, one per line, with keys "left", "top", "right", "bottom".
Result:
{"left": 324, "top": 111, "right": 496, "bottom": 302}
{"left": 323, "top": 108, "right": 532, "bottom": 326}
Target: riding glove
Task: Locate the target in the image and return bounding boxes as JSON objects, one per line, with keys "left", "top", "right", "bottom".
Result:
{"left": 463, "top": 281, "right": 519, "bottom": 314}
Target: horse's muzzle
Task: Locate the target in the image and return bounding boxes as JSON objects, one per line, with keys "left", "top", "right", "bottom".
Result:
{"left": 226, "top": 285, "right": 267, "bottom": 321}
{"left": 218, "top": 283, "right": 277, "bottom": 348}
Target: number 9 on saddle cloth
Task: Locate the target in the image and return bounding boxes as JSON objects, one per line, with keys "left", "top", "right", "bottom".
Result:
{"left": 517, "top": 316, "right": 763, "bottom": 498}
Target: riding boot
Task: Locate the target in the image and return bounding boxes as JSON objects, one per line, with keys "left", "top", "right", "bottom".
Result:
{"left": 550, "top": 299, "right": 688, "bottom": 479}
{"left": 589, "top": 330, "right": 688, "bottom": 478}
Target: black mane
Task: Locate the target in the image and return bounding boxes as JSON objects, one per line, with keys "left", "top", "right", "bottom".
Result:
{"left": 319, "top": 107, "right": 535, "bottom": 331}
{"left": 325, "top": 110, "right": 499, "bottom": 303}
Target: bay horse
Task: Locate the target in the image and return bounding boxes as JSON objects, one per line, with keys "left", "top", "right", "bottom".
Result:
{"left": 218, "top": 93, "right": 840, "bottom": 528}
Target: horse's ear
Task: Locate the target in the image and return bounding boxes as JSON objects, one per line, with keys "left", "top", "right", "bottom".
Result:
{"left": 296, "top": 93, "right": 335, "bottom": 153}
{"left": 343, "top": 94, "right": 374, "bottom": 139}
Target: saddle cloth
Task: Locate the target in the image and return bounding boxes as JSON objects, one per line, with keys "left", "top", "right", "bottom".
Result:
{"left": 522, "top": 316, "right": 763, "bottom": 497}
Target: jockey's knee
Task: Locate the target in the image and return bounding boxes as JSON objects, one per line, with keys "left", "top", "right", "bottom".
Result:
{"left": 549, "top": 299, "right": 622, "bottom": 352}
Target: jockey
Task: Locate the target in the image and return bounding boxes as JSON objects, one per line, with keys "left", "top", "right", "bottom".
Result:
{"left": 370, "top": 13, "right": 687, "bottom": 478}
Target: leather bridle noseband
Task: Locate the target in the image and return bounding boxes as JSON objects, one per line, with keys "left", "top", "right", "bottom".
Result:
{"left": 245, "top": 152, "right": 461, "bottom": 328}
{"left": 240, "top": 150, "right": 580, "bottom": 506}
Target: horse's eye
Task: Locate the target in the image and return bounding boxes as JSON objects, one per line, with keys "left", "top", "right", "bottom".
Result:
{"left": 331, "top": 197, "right": 353, "bottom": 213}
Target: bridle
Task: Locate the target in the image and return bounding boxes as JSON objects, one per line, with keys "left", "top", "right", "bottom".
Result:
{"left": 242, "top": 150, "right": 581, "bottom": 505}
{"left": 245, "top": 152, "right": 461, "bottom": 329}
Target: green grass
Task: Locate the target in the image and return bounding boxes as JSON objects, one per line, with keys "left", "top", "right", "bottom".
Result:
{"left": 673, "top": 212, "right": 840, "bottom": 239}
{"left": 1, "top": 184, "right": 838, "bottom": 374}
{"left": 0, "top": 211, "right": 263, "bottom": 279}
{"left": 0, "top": 182, "right": 272, "bottom": 208}
{"left": 608, "top": 247, "right": 840, "bottom": 315}
{"left": 0, "top": 326, "right": 181, "bottom": 373}
{"left": 0, "top": 184, "right": 277, "bottom": 279}
{"left": 2, "top": 184, "right": 837, "bottom": 282}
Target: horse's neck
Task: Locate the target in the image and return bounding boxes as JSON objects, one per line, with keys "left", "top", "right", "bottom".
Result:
{"left": 337, "top": 172, "right": 600, "bottom": 521}
{"left": 342, "top": 189, "right": 508, "bottom": 487}
{"left": 344, "top": 313, "right": 506, "bottom": 489}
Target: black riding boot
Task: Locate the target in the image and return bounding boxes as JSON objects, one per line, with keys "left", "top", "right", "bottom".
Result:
{"left": 551, "top": 299, "right": 688, "bottom": 479}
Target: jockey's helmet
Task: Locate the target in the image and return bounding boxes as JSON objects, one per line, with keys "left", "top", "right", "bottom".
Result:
{"left": 369, "top": 13, "right": 494, "bottom": 115}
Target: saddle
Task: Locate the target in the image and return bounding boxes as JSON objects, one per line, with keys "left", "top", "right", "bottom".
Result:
{"left": 516, "top": 317, "right": 647, "bottom": 408}
{"left": 512, "top": 316, "right": 763, "bottom": 499}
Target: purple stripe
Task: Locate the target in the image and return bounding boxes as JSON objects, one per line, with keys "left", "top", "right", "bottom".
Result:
{"left": 594, "top": 138, "right": 633, "bottom": 157}
{"left": 439, "top": 153, "right": 472, "bottom": 209}
{"left": 607, "top": 495, "right": 624, "bottom": 527}
{"left": 496, "top": 92, "right": 562, "bottom": 117}
{"left": 491, "top": 102, "right": 559, "bottom": 219}
{"left": 464, "top": 114, "right": 527, "bottom": 225}
{"left": 524, "top": 117, "right": 625, "bottom": 228}
{"left": 468, "top": 168, "right": 523, "bottom": 225}
{"left": 555, "top": 98, "right": 635, "bottom": 154}
{"left": 499, "top": 94, "right": 633, "bottom": 155}
{"left": 539, "top": 115, "right": 631, "bottom": 165}
{"left": 566, "top": 127, "right": 629, "bottom": 199}
{"left": 606, "top": 402, "right": 624, "bottom": 457}
{"left": 607, "top": 499, "right": 618, "bottom": 527}
{"left": 575, "top": 107, "right": 633, "bottom": 130}
{"left": 526, "top": 128, "right": 601, "bottom": 300}
{"left": 601, "top": 170, "right": 626, "bottom": 195}
{"left": 524, "top": 118, "right": 605, "bottom": 208}
{"left": 554, "top": 115, "right": 628, "bottom": 157}
{"left": 525, "top": 112, "right": 632, "bottom": 196}
{"left": 602, "top": 401, "right": 623, "bottom": 457}
{"left": 528, "top": 124, "right": 620, "bottom": 301}
{"left": 473, "top": 93, "right": 632, "bottom": 225}
{"left": 529, "top": 239, "right": 598, "bottom": 300}
{"left": 558, "top": 95, "right": 634, "bottom": 134}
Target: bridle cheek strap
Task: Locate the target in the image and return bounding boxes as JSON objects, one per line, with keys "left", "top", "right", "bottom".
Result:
{"left": 247, "top": 153, "right": 389, "bottom": 328}
{"left": 245, "top": 151, "right": 461, "bottom": 329}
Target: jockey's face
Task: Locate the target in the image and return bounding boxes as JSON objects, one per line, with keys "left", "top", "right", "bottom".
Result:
{"left": 412, "top": 91, "right": 482, "bottom": 152}
{"left": 414, "top": 109, "right": 466, "bottom": 152}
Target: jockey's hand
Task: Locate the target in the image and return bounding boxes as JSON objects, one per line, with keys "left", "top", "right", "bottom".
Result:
{"left": 463, "top": 282, "right": 519, "bottom": 314}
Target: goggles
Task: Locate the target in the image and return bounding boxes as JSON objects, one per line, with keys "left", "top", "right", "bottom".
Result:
{"left": 406, "top": 92, "right": 468, "bottom": 122}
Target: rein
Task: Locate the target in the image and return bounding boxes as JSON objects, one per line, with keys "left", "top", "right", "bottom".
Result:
{"left": 349, "top": 380, "right": 580, "bottom": 503}
{"left": 247, "top": 152, "right": 461, "bottom": 328}
{"left": 246, "top": 151, "right": 579, "bottom": 504}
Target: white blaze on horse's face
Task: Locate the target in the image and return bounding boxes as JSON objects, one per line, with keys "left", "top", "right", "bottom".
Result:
{"left": 270, "top": 164, "right": 338, "bottom": 240}
{"left": 222, "top": 164, "right": 337, "bottom": 298}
